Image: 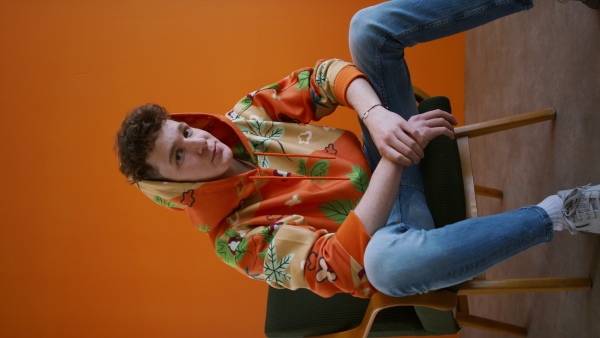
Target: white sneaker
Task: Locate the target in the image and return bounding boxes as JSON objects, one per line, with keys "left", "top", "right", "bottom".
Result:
{"left": 558, "top": 184, "right": 600, "bottom": 234}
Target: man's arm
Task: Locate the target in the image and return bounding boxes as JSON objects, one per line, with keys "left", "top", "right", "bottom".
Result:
{"left": 346, "top": 77, "right": 458, "bottom": 234}
{"left": 231, "top": 59, "right": 364, "bottom": 123}
{"left": 346, "top": 77, "right": 457, "bottom": 167}
{"left": 353, "top": 158, "right": 403, "bottom": 235}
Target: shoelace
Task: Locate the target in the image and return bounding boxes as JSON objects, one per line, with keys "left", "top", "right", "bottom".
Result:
{"left": 562, "top": 185, "right": 600, "bottom": 233}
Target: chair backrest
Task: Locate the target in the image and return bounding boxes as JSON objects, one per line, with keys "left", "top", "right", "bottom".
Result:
{"left": 264, "top": 96, "right": 464, "bottom": 338}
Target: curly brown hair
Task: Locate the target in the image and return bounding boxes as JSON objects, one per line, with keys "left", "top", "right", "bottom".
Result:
{"left": 115, "top": 103, "right": 170, "bottom": 183}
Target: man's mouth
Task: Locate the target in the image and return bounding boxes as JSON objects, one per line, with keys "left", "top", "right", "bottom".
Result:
{"left": 212, "top": 143, "right": 218, "bottom": 161}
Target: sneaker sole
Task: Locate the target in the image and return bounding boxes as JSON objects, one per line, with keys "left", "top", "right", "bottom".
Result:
{"left": 576, "top": 223, "right": 600, "bottom": 235}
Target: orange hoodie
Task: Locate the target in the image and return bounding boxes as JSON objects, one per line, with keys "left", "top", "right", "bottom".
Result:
{"left": 137, "top": 59, "right": 376, "bottom": 298}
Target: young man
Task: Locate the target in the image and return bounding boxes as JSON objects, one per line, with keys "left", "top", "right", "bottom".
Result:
{"left": 116, "top": 0, "right": 599, "bottom": 298}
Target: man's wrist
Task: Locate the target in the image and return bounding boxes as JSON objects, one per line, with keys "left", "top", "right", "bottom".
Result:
{"left": 360, "top": 103, "right": 382, "bottom": 121}
{"left": 360, "top": 105, "right": 388, "bottom": 129}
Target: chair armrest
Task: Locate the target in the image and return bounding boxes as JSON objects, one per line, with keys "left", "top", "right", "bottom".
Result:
{"left": 455, "top": 109, "right": 555, "bottom": 138}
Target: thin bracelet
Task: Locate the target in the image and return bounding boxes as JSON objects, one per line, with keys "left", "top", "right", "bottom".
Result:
{"left": 362, "top": 103, "right": 382, "bottom": 121}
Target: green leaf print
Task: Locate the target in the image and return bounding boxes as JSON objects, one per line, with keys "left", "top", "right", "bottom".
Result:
{"left": 296, "top": 159, "right": 308, "bottom": 176}
{"left": 248, "top": 141, "right": 258, "bottom": 163}
{"left": 346, "top": 165, "right": 370, "bottom": 193}
{"left": 267, "top": 126, "right": 285, "bottom": 139}
{"left": 259, "top": 248, "right": 268, "bottom": 260}
{"left": 296, "top": 70, "right": 311, "bottom": 90}
{"left": 248, "top": 120, "right": 267, "bottom": 134}
{"left": 236, "top": 124, "right": 251, "bottom": 135}
{"left": 234, "top": 142, "right": 252, "bottom": 162}
{"left": 250, "top": 136, "right": 271, "bottom": 152}
{"left": 235, "top": 238, "right": 248, "bottom": 262}
{"left": 257, "top": 223, "right": 281, "bottom": 245}
{"left": 260, "top": 83, "right": 281, "bottom": 91}
{"left": 318, "top": 198, "right": 358, "bottom": 224}
{"left": 315, "top": 62, "right": 328, "bottom": 86}
{"left": 215, "top": 230, "right": 248, "bottom": 268}
{"left": 153, "top": 196, "right": 183, "bottom": 209}
{"left": 260, "top": 155, "right": 270, "bottom": 168}
{"left": 315, "top": 73, "right": 326, "bottom": 86}
{"left": 153, "top": 195, "right": 164, "bottom": 206}
{"left": 263, "top": 243, "right": 294, "bottom": 286}
{"left": 240, "top": 96, "right": 253, "bottom": 111}
{"left": 309, "top": 159, "right": 330, "bottom": 177}
{"left": 215, "top": 237, "right": 237, "bottom": 268}
{"left": 195, "top": 224, "right": 210, "bottom": 232}
{"left": 224, "top": 229, "right": 238, "bottom": 238}
{"left": 165, "top": 201, "right": 184, "bottom": 209}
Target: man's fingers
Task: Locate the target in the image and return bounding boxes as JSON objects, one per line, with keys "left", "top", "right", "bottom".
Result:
{"left": 379, "top": 134, "right": 423, "bottom": 164}
{"left": 396, "top": 131, "right": 424, "bottom": 160}
{"left": 420, "top": 109, "right": 458, "bottom": 125}
{"left": 381, "top": 146, "right": 416, "bottom": 167}
{"left": 430, "top": 126, "right": 455, "bottom": 140}
{"left": 398, "top": 120, "right": 425, "bottom": 149}
{"left": 425, "top": 118, "right": 456, "bottom": 138}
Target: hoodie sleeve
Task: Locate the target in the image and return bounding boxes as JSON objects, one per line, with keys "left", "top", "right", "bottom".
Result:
{"left": 215, "top": 211, "right": 375, "bottom": 299}
{"left": 231, "top": 59, "right": 366, "bottom": 123}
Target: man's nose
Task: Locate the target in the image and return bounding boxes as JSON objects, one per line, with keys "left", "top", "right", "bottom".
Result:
{"left": 185, "top": 138, "right": 207, "bottom": 153}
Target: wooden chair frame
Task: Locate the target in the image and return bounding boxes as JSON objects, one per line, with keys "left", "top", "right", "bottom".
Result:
{"left": 306, "top": 88, "right": 591, "bottom": 338}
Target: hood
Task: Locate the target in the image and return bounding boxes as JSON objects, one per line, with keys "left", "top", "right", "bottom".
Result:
{"left": 135, "top": 112, "right": 257, "bottom": 212}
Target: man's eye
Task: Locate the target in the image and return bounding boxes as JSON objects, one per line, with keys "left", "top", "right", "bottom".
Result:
{"left": 176, "top": 151, "right": 183, "bottom": 163}
{"left": 183, "top": 129, "right": 191, "bottom": 138}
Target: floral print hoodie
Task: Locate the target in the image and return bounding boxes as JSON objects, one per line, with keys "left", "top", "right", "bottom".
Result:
{"left": 136, "top": 59, "right": 376, "bottom": 298}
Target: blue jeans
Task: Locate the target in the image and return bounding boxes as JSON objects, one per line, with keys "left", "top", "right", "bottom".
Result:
{"left": 349, "top": 0, "right": 554, "bottom": 297}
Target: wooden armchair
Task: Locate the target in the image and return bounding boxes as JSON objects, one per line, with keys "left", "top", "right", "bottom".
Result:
{"left": 264, "top": 90, "right": 591, "bottom": 338}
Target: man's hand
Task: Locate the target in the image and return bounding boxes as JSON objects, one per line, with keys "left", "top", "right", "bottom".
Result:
{"left": 345, "top": 77, "right": 457, "bottom": 166}
{"left": 407, "top": 109, "right": 458, "bottom": 148}
{"left": 364, "top": 107, "right": 457, "bottom": 166}
{"left": 363, "top": 106, "right": 425, "bottom": 167}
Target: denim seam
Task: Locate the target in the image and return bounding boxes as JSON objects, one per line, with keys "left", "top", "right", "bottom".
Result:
{"left": 400, "top": 181, "right": 424, "bottom": 193}
{"left": 374, "top": 34, "right": 390, "bottom": 108}
{"left": 525, "top": 205, "right": 555, "bottom": 243}
{"left": 392, "top": 0, "right": 523, "bottom": 43}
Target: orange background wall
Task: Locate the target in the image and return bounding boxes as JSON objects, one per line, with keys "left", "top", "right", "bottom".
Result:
{"left": 0, "top": 1, "right": 463, "bottom": 337}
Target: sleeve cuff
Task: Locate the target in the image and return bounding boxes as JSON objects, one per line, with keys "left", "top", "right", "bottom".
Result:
{"left": 334, "top": 66, "right": 368, "bottom": 107}
{"left": 335, "top": 210, "right": 372, "bottom": 266}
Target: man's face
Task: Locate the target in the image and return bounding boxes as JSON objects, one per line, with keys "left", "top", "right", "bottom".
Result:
{"left": 146, "top": 120, "right": 234, "bottom": 182}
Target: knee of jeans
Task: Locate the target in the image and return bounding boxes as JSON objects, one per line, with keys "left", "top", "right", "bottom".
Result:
{"left": 365, "top": 254, "right": 438, "bottom": 297}
{"left": 364, "top": 243, "right": 421, "bottom": 297}
{"left": 349, "top": 7, "right": 378, "bottom": 54}
{"left": 364, "top": 230, "right": 442, "bottom": 297}
{"left": 364, "top": 252, "right": 396, "bottom": 295}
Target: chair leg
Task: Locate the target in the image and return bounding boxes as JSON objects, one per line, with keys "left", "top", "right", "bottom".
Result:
{"left": 457, "top": 295, "right": 470, "bottom": 314}
{"left": 457, "top": 137, "right": 478, "bottom": 218}
{"left": 456, "top": 312, "right": 527, "bottom": 337}
{"left": 474, "top": 184, "right": 503, "bottom": 199}
{"left": 458, "top": 277, "right": 592, "bottom": 295}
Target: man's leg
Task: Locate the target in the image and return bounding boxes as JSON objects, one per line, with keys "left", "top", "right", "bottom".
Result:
{"left": 350, "top": 0, "right": 544, "bottom": 296}
{"left": 364, "top": 206, "right": 553, "bottom": 297}
{"left": 349, "top": 0, "right": 534, "bottom": 120}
